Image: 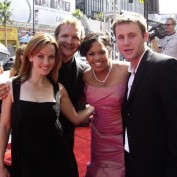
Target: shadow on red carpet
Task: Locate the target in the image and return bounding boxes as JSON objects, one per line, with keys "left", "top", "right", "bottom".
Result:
{"left": 74, "top": 125, "right": 91, "bottom": 177}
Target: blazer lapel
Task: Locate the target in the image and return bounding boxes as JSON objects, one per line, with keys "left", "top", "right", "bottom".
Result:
{"left": 127, "top": 49, "right": 153, "bottom": 104}
{"left": 122, "top": 73, "right": 130, "bottom": 103}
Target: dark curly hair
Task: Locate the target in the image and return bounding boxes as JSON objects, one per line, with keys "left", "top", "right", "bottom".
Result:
{"left": 79, "top": 32, "right": 112, "bottom": 56}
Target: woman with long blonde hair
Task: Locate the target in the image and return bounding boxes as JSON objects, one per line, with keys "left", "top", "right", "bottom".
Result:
{"left": 0, "top": 33, "right": 94, "bottom": 177}
{"left": 9, "top": 45, "right": 26, "bottom": 78}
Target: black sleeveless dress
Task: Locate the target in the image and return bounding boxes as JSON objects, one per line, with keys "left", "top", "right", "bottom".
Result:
{"left": 11, "top": 77, "right": 76, "bottom": 177}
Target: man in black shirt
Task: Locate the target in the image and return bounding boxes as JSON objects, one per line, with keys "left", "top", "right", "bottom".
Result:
{"left": 55, "top": 18, "right": 89, "bottom": 177}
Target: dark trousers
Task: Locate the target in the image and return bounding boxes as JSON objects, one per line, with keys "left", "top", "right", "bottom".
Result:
{"left": 124, "top": 150, "right": 134, "bottom": 177}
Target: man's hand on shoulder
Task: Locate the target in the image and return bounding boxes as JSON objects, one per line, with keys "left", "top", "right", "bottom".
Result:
{"left": 0, "top": 83, "right": 10, "bottom": 99}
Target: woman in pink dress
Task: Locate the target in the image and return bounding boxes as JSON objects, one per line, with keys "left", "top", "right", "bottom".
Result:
{"left": 79, "top": 32, "right": 129, "bottom": 177}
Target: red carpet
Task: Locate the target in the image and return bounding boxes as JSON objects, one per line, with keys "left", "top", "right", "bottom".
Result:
{"left": 74, "top": 125, "right": 91, "bottom": 177}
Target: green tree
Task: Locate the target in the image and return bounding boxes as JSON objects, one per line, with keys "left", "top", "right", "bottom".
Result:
{"left": 95, "top": 12, "right": 104, "bottom": 31}
{"left": 0, "top": 0, "right": 13, "bottom": 47}
{"left": 72, "top": 9, "right": 84, "bottom": 20}
{"left": 72, "top": 9, "right": 91, "bottom": 34}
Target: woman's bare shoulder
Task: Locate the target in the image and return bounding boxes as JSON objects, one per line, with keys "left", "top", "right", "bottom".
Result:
{"left": 83, "top": 67, "right": 92, "bottom": 82}
{"left": 112, "top": 60, "right": 129, "bottom": 73}
{"left": 112, "top": 60, "right": 129, "bottom": 68}
{"left": 112, "top": 60, "right": 129, "bottom": 80}
{"left": 84, "top": 67, "right": 92, "bottom": 74}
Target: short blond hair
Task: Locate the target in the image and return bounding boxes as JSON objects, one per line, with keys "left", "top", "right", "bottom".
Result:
{"left": 54, "top": 18, "right": 85, "bottom": 42}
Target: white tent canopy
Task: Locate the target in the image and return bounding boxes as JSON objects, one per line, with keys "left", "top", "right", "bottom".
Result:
{"left": 0, "top": 43, "right": 10, "bottom": 55}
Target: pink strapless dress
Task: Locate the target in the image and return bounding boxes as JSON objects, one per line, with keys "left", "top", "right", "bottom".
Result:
{"left": 84, "top": 82, "right": 126, "bottom": 177}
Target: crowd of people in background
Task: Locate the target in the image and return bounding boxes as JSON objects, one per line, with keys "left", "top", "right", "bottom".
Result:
{"left": 0, "top": 12, "right": 177, "bottom": 177}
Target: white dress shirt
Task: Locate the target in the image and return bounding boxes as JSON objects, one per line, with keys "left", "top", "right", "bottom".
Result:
{"left": 124, "top": 49, "right": 147, "bottom": 153}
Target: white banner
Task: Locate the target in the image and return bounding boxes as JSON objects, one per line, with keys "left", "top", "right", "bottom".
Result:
{"left": 8, "top": 0, "right": 74, "bottom": 26}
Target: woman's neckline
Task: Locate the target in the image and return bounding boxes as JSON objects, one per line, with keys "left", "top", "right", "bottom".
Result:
{"left": 92, "top": 63, "right": 112, "bottom": 84}
{"left": 85, "top": 80, "right": 126, "bottom": 88}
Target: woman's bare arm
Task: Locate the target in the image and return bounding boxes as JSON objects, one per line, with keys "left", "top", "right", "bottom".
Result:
{"left": 59, "top": 84, "right": 94, "bottom": 125}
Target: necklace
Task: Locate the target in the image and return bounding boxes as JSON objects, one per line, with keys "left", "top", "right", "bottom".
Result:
{"left": 92, "top": 63, "right": 112, "bottom": 83}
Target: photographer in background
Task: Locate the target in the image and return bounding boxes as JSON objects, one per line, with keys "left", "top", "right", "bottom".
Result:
{"left": 151, "top": 17, "right": 177, "bottom": 58}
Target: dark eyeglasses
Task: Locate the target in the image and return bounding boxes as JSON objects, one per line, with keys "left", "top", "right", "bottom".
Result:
{"left": 165, "top": 24, "right": 174, "bottom": 26}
